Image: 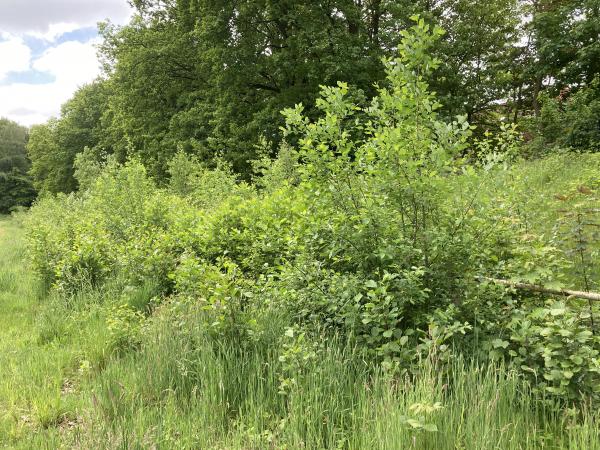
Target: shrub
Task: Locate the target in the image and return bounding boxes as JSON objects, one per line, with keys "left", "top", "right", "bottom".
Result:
{"left": 22, "top": 19, "right": 600, "bottom": 407}
{"left": 26, "top": 161, "right": 193, "bottom": 294}
{"left": 528, "top": 77, "right": 600, "bottom": 154}
{"left": 168, "top": 150, "right": 254, "bottom": 210}
{"left": 507, "top": 301, "right": 600, "bottom": 403}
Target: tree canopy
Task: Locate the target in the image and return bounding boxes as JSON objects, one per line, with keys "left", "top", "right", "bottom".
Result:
{"left": 23, "top": 0, "right": 600, "bottom": 193}
{"left": 0, "top": 118, "right": 36, "bottom": 213}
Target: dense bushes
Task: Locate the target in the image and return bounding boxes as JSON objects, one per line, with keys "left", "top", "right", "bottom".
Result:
{"left": 528, "top": 78, "right": 600, "bottom": 153}
{"left": 25, "top": 21, "right": 600, "bottom": 408}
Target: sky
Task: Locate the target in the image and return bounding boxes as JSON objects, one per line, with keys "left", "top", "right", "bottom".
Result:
{"left": 0, "top": 0, "right": 133, "bottom": 127}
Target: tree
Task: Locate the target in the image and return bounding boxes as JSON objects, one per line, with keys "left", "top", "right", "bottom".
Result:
{"left": 27, "top": 80, "right": 111, "bottom": 193}
{"left": 26, "top": 0, "right": 599, "bottom": 190}
{"left": 424, "top": 0, "right": 520, "bottom": 125}
{"left": 0, "top": 118, "right": 36, "bottom": 213}
{"left": 515, "top": 0, "right": 600, "bottom": 117}
{"left": 530, "top": 76, "right": 600, "bottom": 152}
{"left": 0, "top": 118, "right": 29, "bottom": 172}
{"left": 98, "top": 0, "right": 423, "bottom": 178}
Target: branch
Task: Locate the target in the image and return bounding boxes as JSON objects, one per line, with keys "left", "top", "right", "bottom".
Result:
{"left": 247, "top": 82, "right": 281, "bottom": 93}
{"left": 477, "top": 276, "right": 600, "bottom": 302}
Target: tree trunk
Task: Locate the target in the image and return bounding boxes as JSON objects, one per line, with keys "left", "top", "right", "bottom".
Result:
{"left": 369, "top": 0, "right": 382, "bottom": 44}
{"left": 513, "top": 83, "right": 522, "bottom": 123}
{"left": 532, "top": 74, "right": 543, "bottom": 117}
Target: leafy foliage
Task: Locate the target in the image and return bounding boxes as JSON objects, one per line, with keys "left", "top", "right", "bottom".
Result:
{"left": 23, "top": 21, "right": 600, "bottom": 410}
{"left": 530, "top": 77, "right": 600, "bottom": 152}
{"left": 508, "top": 301, "right": 600, "bottom": 402}
{"left": 27, "top": 0, "right": 599, "bottom": 188}
{"left": 0, "top": 118, "right": 36, "bottom": 213}
{"left": 27, "top": 81, "right": 110, "bottom": 194}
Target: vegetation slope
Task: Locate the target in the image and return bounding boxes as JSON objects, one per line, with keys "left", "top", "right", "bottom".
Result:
{"left": 1, "top": 22, "right": 599, "bottom": 449}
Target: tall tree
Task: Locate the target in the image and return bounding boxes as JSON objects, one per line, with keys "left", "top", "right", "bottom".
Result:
{"left": 27, "top": 0, "right": 599, "bottom": 190}
{"left": 28, "top": 80, "right": 110, "bottom": 193}
{"left": 516, "top": 0, "right": 600, "bottom": 116}
{"left": 415, "top": 0, "right": 520, "bottom": 126}
{"left": 0, "top": 118, "right": 36, "bottom": 213}
{"left": 99, "top": 0, "right": 421, "bottom": 177}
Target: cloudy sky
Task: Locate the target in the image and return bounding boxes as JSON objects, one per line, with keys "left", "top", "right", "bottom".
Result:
{"left": 0, "top": 0, "right": 133, "bottom": 127}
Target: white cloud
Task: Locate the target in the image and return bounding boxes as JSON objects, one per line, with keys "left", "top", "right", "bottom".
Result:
{"left": 0, "top": 0, "right": 132, "bottom": 35}
{"left": 0, "top": 39, "right": 103, "bottom": 126}
{"left": 0, "top": 0, "right": 134, "bottom": 126}
{"left": 0, "top": 82, "right": 69, "bottom": 126}
{"left": 26, "top": 23, "right": 86, "bottom": 42}
{"left": 34, "top": 39, "right": 101, "bottom": 85}
{"left": 0, "top": 37, "right": 31, "bottom": 80}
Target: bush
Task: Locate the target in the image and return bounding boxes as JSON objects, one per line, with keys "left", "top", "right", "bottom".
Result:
{"left": 507, "top": 301, "right": 600, "bottom": 403}
{"left": 23, "top": 19, "right": 600, "bottom": 407}
{"left": 528, "top": 77, "right": 600, "bottom": 153}
{"left": 26, "top": 161, "right": 193, "bottom": 294}
{"left": 167, "top": 151, "right": 254, "bottom": 210}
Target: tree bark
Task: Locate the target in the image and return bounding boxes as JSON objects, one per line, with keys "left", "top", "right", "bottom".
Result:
{"left": 477, "top": 276, "right": 600, "bottom": 302}
{"left": 532, "top": 74, "right": 543, "bottom": 117}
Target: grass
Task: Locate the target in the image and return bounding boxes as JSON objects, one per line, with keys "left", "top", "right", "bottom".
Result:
{"left": 0, "top": 215, "right": 109, "bottom": 448}
{"left": 1, "top": 208, "right": 599, "bottom": 448}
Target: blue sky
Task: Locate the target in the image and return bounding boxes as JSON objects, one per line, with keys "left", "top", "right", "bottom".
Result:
{"left": 0, "top": 1, "right": 132, "bottom": 126}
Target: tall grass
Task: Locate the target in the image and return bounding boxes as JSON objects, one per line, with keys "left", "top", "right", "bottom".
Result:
{"left": 1, "top": 210, "right": 599, "bottom": 448}
{"left": 63, "top": 314, "right": 600, "bottom": 449}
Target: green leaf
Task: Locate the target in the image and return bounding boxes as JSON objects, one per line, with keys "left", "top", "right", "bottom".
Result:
{"left": 424, "top": 423, "right": 438, "bottom": 433}
{"left": 544, "top": 280, "right": 564, "bottom": 290}
{"left": 406, "top": 419, "right": 423, "bottom": 429}
{"left": 550, "top": 302, "right": 566, "bottom": 316}
{"left": 570, "top": 355, "right": 583, "bottom": 365}
{"left": 491, "top": 338, "right": 509, "bottom": 349}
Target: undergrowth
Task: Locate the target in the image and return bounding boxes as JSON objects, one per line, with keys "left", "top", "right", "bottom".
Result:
{"left": 2, "top": 19, "right": 599, "bottom": 448}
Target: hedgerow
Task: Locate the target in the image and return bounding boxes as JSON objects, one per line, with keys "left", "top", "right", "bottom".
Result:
{"left": 25, "top": 19, "right": 600, "bottom": 406}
